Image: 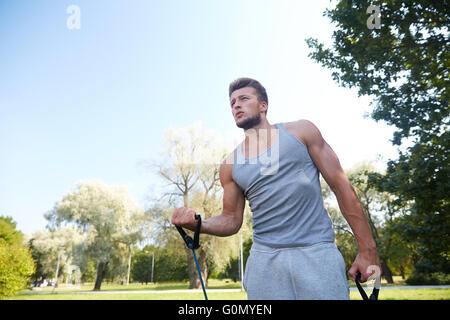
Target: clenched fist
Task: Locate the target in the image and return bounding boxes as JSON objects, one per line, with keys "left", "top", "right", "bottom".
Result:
{"left": 171, "top": 206, "right": 199, "bottom": 232}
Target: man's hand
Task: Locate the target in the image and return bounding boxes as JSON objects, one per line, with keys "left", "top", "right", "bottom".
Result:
{"left": 348, "top": 249, "right": 381, "bottom": 282}
{"left": 171, "top": 206, "right": 199, "bottom": 232}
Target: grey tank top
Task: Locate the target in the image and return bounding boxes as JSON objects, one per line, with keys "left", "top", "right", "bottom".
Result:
{"left": 232, "top": 122, "right": 335, "bottom": 248}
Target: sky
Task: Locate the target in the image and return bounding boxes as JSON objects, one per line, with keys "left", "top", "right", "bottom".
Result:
{"left": 0, "top": 0, "right": 399, "bottom": 235}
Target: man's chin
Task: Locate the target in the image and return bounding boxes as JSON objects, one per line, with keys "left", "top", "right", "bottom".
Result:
{"left": 236, "top": 115, "right": 261, "bottom": 130}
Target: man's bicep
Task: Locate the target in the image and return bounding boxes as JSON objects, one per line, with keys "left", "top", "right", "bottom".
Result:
{"left": 303, "top": 121, "right": 349, "bottom": 191}
{"left": 220, "top": 163, "right": 245, "bottom": 219}
{"left": 311, "top": 141, "right": 348, "bottom": 190}
{"left": 223, "top": 181, "right": 245, "bottom": 218}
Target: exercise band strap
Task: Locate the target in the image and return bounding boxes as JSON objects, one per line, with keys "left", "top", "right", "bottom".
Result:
{"left": 355, "top": 271, "right": 380, "bottom": 300}
{"left": 176, "top": 214, "right": 208, "bottom": 300}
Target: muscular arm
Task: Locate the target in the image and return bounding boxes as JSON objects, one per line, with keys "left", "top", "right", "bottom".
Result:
{"left": 171, "top": 153, "right": 246, "bottom": 237}
{"left": 291, "top": 119, "right": 380, "bottom": 281}
{"left": 201, "top": 159, "right": 246, "bottom": 236}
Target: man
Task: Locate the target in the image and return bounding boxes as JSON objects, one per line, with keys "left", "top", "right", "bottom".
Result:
{"left": 171, "top": 77, "right": 381, "bottom": 299}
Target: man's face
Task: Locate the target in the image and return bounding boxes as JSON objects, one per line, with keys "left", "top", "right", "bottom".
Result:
{"left": 230, "top": 87, "right": 266, "bottom": 130}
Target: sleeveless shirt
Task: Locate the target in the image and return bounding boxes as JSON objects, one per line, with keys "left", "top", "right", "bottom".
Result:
{"left": 232, "top": 122, "right": 335, "bottom": 247}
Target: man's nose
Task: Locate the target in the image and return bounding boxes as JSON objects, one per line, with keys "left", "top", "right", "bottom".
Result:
{"left": 232, "top": 104, "right": 242, "bottom": 114}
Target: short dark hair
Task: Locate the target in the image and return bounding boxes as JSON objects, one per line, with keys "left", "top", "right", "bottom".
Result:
{"left": 229, "top": 77, "right": 268, "bottom": 114}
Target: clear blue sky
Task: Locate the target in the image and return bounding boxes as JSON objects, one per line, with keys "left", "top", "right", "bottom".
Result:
{"left": 0, "top": 0, "right": 398, "bottom": 235}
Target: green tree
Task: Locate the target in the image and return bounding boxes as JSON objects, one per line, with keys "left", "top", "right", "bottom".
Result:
{"left": 0, "top": 216, "right": 23, "bottom": 245}
{"left": 0, "top": 240, "right": 35, "bottom": 298}
{"left": 307, "top": 0, "right": 449, "bottom": 274}
{"left": 131, "top": 248, "right": 155, "bottom": 284}
{"left": 322, "top": 161, "right": 413, "bottom": 282}
{"left": 132, "top": 245, "right": 188, "bottom": 283}
{"left": 327, "top": 205, "right": 359, "bottom": 273}
{"left": 0, "top": 216, "right": 35, "bottom": 298}
{"left": 386, "top": 219, "right": 415, "bottom": 279}
{"left": 220, "top": 237, "right": 252, "bottom": 282}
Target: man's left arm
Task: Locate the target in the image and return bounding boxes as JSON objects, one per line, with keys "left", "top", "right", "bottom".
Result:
{"left": 297, "top": 120, "right": 381, "bottom": 282}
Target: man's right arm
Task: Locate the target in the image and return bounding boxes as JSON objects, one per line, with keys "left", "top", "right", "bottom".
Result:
{"left": 201, "top": 157, "right": 246, "bottom": 236}
{"left": 171, "top": 152, "right": 246, "bottom": 237}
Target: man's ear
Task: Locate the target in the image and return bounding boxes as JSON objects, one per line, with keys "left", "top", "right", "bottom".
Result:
{"left": 259, "top": 101, "right": 268, "bottom": 114}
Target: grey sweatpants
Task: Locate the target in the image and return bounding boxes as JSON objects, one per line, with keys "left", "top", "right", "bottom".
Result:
{"left": 243, "top": 241, "right": 350, "bottom": 300}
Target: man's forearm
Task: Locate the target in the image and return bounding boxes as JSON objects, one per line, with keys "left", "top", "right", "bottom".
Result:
{"left": 201, "top": 211, "right": 242, "bottom": 237}
{"left": 333, "top": 184, "right": 377, "bottom": 252}
{"left": 343, "top": 210, "right": 377, "bottom": 252}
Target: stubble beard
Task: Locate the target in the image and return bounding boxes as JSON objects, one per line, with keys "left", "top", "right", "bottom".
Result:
{"left": 236, "top": 113, "right": 262, "bottom": 130}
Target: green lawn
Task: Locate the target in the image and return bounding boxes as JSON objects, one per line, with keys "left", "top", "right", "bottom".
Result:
{"left": 16, "top": 278, "right": 241, "bottom": 293}
{"left": 9, "top": 289, "right": 450, "bottom": 300}
{"left": 7, "top": 278, "right": 450, "bottom": 300}
{"left": 349, "top": 289, "right": 450, "bottom": 300}
{"left": 11, "top": 291, "right": 247, "bottom": 300}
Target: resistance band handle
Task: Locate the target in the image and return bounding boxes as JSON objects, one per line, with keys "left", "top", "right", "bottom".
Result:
{"left": 193, "top": 214, "right": 201, "bottom": 249}
{"left": 176, "top": 214, "right": 201, "bottom": 250}
{"left": 355, "top": 271, "right": 380, "bottom": 300}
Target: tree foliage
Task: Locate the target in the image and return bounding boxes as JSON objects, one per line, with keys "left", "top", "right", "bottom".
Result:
{"left": 0, "top": 216, "right": 35, "bottom": 298}
{"left": 0, "top": 216, "right": 23, "bottom": 246}
{"left": 321, "top": 161, "right": 414, "bottom": 281}
{"left": 28, "top": 226, "right": 85, "bottom": 281}
{"left": 150, "top": 122, "right": 242, "bottom": 288}
{"left": 45, "top": 180, "right": 150, "bottom": 290}
{"left": 307, "top": 0, "right": 449, "bottom": 274}
{"left": 131, "top": 245, "right": 188, "bottom": 283}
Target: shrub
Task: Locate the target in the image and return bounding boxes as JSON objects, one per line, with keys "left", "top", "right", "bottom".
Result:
{"left": 405, "top": 272, "right": 450, "bottom": 285}
{"left": 0, "top": 240, "right": 36, "bottom": 298}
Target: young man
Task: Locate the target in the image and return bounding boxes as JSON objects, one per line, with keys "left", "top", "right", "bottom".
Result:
{"left": 171, "top": 78, "right": 381, "bottom": 299}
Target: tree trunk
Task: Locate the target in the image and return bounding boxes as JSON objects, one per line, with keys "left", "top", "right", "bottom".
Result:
{"left": 199, "top": 249, "right": 208, "bottom": 287}
{"left": 187, "top": 248, "right": 208, "bottom": 289}
{"left": 93, "top": 261, "right": 108, "bottom": 291}
{"left": 400, "top": 266, "right": 405, "bottom": 279}
{"left": 187, "top": 248, "right": 197, "bottom": 289}
{"left": 381, "top": 259, "right": 394, "bottom": 284}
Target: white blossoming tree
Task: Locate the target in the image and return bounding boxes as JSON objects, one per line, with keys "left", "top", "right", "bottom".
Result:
{"left": 45, "top": 180, "right": 150, "bottom": 290}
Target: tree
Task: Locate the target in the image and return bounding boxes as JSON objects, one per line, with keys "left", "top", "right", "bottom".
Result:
{"left": 219, "top": 236, "right": 252, "bottom": 283}
{"left": 384, "top": 217, "right": 415, "bottom": 279}
{"left": 148, "top": 122, "right": 243, "bottom": 288}
{"left": 28, "top": 226, "right": 85, "bottom": 283}
{"left": 45, "top": 180, "right": 149, "bottom": 290}
{"left": 346, "top": 162, "right": 395, "bottom": 282}
{"left": 307, "top": 0, "right": 449, "bottom": 274}
{"left": 321, "top": 161, "right": 413, "bottom": 282}
{"left": 0, "top": 216, "right": 23, "bottom": 246}
{"left": 0, "top": 216, "right": 35, "bottom": 298}
{"left": 131, "top": 245, "right": 188, "bottom": 283}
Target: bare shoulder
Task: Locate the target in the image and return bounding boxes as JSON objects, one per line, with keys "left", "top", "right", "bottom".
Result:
{"left": 219, "top": 149, "right": 236, "bottom": 186}
{"left": 282, "top": 119, "right": 323, "bottom": 147}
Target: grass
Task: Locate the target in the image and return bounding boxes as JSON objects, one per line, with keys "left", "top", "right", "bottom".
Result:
{"left": 9, "top": 289, "right": 450, "bottom": 300}
{"left": 7, "top": 278, "right": 450, "bottom": 300}
{"left": 17, "top": 278, "right": 241, "bottom": 293}
{"left": 347, "top": 275, "right": 408, "bottom": 288}
{"left": 11, "top": 291, "right": 248, "bottom": 300}
{"left": 350, "top": 289, "right": 450, "bottom": 300}
{"left": 19, "top": 275, "right": 408, "bottom": 293}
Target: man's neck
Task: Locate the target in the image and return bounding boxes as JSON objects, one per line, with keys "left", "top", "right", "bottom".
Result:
{"left": 243, "top": 119, "right": 277, "bottom": 143}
